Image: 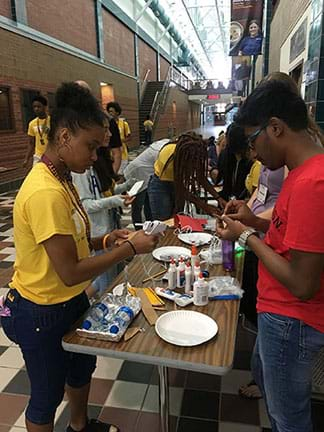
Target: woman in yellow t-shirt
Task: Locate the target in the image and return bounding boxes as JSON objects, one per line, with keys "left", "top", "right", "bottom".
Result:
{"left": 0, "top": 83, "right": 158, "bottom": 432}
{"left": 147, "top": 132, "right": 222, "bottom": 220}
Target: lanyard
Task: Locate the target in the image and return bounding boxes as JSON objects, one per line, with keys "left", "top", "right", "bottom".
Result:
{"left": 90, "top": 170, "right": 101, "bottom": 199}
{"left": 37, "top": 116, "right": 49, "bottom": 145}
{"left": 41, "top": 155, "right": 92, "bottom": 251}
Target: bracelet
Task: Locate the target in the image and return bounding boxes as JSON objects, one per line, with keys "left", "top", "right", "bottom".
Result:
{"left": 102, "top": 234, "right": 110, "bottom": 250}
{"left": 125, "top": 240, "right": 137, "bottom": 256}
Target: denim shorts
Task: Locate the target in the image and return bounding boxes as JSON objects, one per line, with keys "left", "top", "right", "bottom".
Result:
{"left": 1, "top": 289, "right": 96, "bottom": 425}
{"left": 147, "top": 174, "right": 175, "bottom": 221}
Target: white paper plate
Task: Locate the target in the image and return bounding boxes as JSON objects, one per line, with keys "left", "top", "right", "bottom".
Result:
{"left": 155, "top": 310, "right": 218, "bottom": 346}
{"left": 128, "top": 180, "right": 144, "bottom": 197}
{"left": 152, "top": 246, "right": 191, "bottom": 262}
{"left": 178, "top": 232, "right": 213, "bottom": 246}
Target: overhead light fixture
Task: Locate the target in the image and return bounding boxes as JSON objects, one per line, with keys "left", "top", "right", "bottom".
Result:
{"left": 100, "top": 82, "right": 108, "bottom": 86}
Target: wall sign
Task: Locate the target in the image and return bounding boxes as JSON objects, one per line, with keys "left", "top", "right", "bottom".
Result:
{"left": 290, "top": 18, "right": 307, "bottom": 63}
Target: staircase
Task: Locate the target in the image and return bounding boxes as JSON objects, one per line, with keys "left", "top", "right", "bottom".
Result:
{"left": 139, "top": 81, "right": 164, "bottom": 144}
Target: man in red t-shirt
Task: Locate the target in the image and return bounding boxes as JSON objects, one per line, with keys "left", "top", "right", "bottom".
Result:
{"left": 217, "top": 80, "right": 324, "bottom": 432}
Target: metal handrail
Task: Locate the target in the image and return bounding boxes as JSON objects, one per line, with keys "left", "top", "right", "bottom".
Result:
{"left": 150, "top": 66, "right": 172, "bottom": 136}
{"left": 185, "top": 78, "right": 233, "bottom": 91}
{"left": 140, "top": 69, "right": 151, "bottom": 103}
{"left": 149, "top": 91, "right": 160, "bottom": 120}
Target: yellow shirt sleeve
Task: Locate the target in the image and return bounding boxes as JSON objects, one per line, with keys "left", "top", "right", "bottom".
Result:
{"left": 27, "top": 119, "right": 36, "bottom": 137}
{"left": 245, "top": 160, "right": 261, "bottom": 195}
{"left": 124, "top": 121, "right": 131, "bottom": 136}
{"left": 25, "top": 188, "right": 74, "bottom": 244}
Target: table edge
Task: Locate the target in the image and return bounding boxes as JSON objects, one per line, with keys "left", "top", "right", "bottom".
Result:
{"left": 62, "top": 340, "right": 232, "bottom": 376}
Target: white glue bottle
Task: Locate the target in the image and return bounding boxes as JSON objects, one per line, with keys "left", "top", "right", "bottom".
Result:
{"left": 176, "top": 256, "right": 186, "bottom": 288}
{"left": 191, "top": 244, "right": 199, "bottom": 269}
{"left": 193, "top": 262, "right": 201, "bottom": 283}
{"left": 193, "top": 272, "right": 209, "bottom": 306}
{"left": 184, "top": 261, "right": 192, "bottom": 294}
{"left": 168, "top": 258, "right": 177, "bottom": 290}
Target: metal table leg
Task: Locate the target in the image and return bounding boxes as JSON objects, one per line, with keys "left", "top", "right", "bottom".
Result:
{"left": 158, "top": 365, "right": 169, "bottom": 432}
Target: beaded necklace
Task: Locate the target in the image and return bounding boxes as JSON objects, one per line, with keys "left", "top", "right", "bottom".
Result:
{"left": 41, "top": 154, "right": 93, "bottom": 251}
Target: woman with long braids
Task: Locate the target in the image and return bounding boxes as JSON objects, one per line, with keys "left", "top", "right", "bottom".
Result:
{"left": 0, "top": 82, "right": 158, "bottom": 432}
{"left": 147, "top": 132, "right": 223, "bottom": 220}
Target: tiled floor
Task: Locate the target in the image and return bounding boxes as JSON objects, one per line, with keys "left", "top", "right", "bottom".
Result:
{"left": 0, "top": 163, "right": 323, "bottom": 430}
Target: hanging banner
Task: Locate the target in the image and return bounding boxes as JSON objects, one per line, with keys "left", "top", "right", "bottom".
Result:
{"left": 229, "top": 0, "right": 264, "bottom": 56}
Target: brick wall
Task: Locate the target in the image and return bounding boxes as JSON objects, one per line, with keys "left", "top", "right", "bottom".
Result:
{"left": 160, "top": 56, "right": 170, "bottom": 81}
{"left": 154, "top": 88, "right": 200, "bottom": 140}
{"left": 102, "top": 10, "right": 135, "bottom": 76}
{"left": 25, "top": 0, "right": 97, "bottom": 56}
{"left": 138, "top": 38, "right": 157, "bottom": 81}
{"left": 269, "top": 0, "right": 311, "bottom": 71}
{"left": 0, "top": 28, "right": 139, "bottom": 185}
{"left": 0, "top": 0, "right": 12, "bottom": 19}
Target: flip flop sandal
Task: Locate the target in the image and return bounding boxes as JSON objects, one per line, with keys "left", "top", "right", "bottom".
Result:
{"left": 238, "top": 380, "right": 262, "bottom": 400}
{"left": 66, "top": 419, "right": 119, "bottom": 432}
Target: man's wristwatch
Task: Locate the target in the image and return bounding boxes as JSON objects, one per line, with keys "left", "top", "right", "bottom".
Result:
{"left": 238, "top": 228, "right": 258, "bottom": 250}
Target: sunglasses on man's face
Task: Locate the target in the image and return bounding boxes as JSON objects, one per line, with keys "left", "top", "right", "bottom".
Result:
{"left": 246, "top": 125, "right": 267, "bottom": 149}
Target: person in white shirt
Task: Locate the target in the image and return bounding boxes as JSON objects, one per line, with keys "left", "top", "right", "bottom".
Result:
{"left": 124, "top": 139, "right": 169, "bottom": 228}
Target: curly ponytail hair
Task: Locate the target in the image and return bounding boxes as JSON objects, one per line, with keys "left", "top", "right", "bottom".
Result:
{"left": 48, "top": 82, "right": 106, "bottom": 144}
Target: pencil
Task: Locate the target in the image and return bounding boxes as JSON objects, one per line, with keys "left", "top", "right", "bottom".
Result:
{"left": 142, "top": 269, "right": 167, "bottom": 283}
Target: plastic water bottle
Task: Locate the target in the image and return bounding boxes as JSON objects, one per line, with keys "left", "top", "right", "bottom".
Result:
{"left": 109, "top": 306, "right": 134, "bottom": 335}
{"left": 82, "top": 302, "right": 109, "bottom": 330}
{"left": 222, "top": 240, "right": 235, "bottom": 272}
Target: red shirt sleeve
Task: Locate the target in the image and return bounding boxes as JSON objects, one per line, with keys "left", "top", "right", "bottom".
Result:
{"left": 284, "top": 177, "right": 324, "bottom": 253}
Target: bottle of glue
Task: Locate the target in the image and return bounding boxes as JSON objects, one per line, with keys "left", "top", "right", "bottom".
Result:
{"left": 193, "top": 262, "right": 201, "bottom": 283}
{"left": 184, "top": 261, "right": 192, "bottom": 294}
{"left": 191, "top": 244, "right": 199, "bottom": 269}
{"left": 193, "top": 272, "right": 209, "bottom": 306}
{"left": 176, "top": 256, "right": 186, "bottom": 288}
{"left": 168, "top": 258, "right": 177, "bottom": 290}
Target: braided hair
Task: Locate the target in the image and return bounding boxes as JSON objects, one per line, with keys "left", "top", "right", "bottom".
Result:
{"left": 173, "top": 132, "right": 220, "bottom": 215}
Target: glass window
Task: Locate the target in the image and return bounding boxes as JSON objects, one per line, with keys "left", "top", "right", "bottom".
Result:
{"left": 0, "top": 87, "right": 13, "bottom": 131}
{"left": 20, "top": 89, "right": 40, "bottom": 131}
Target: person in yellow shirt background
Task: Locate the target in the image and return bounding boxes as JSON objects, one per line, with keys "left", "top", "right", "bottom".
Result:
{"left": 23, "top": 96, "right": 50, "bottom": 167}
{"left": 143, "top": 115, "right": 154, "bottom": 146}
{"left": 106, "top": 102, "right": 131, "bottom": 175}
{"left": 1, "top": 82, "right": 158, "bottom": 432}
{"left": 245, "top": 147, "right": 261, "bottom": 196}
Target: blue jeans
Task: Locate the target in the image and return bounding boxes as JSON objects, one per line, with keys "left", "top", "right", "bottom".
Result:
{"left": 131, "top": 189, "right": 152, "bottom": 228}
{"left": 147, "top": 174, "right": 175, "bottom": 221}
{"left": 1, "top": 290, "right": 96, "bottom": 425}
{"left": 144, "top": 130, "right": 152, "bottom": 146}
{"left": 252, "top": 312, "right": 324, "bottom": 432}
